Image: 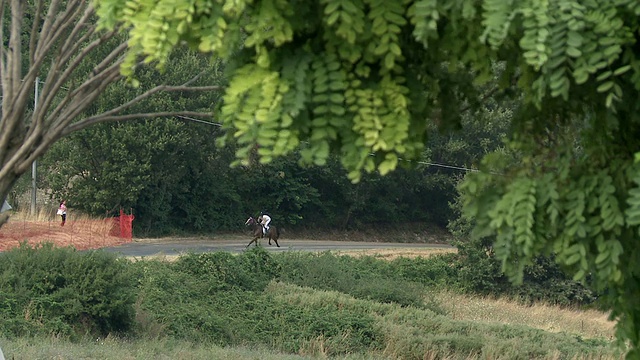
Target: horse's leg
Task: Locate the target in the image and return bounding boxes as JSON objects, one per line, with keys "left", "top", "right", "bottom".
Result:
{"left": 270, "top": 230, "right": 280, "bottom": 247}
{"left": 246, "top": 235, "right": 259, "bottom": 248}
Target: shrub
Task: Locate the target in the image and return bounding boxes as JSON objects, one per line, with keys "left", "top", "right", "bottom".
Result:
{"left": 387, "top": 254, "right": 459, "bottom": 288}
{"left": 0, "top": 242, "right": 136, "bottom": 338}
{"left": 450, "top": 239, "right": 599, "bottom": 306}
{"left": 133, "top": 248, "right": 284, "bottom": 343}
{"left": 350, "top": 277, "right": 426, "bottom": 308}
{"left": 130, "top": 257, "right": 240, "bottom": 343}
{"left": 277, "top": 252, "right": 427, "bottom": 308}
{"left": 251, "top": 285, "right": 382, "bottom": 356}
{"left": 173, "top": 247, "right": 281, "bottom": 292}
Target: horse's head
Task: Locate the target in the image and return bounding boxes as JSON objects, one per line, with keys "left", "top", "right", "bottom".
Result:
{"left": 245, "top": 217, "right": 256, "bottom": 226}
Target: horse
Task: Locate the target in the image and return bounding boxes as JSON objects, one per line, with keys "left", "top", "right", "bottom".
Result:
{"left": 244, "top": 216, "right": 280, "bottom": 248}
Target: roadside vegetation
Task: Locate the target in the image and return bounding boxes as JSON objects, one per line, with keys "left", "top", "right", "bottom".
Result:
{"left": 0, "top": 243, "right": 621, "bottom": 359}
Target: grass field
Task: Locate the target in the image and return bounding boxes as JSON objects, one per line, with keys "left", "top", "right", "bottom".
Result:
{"left": 0, "top": 284, "right": 617, "bottom": 359}
{"left": 0, "top": 247, "right": 619, "bottom": 360}
{"left": 434, "top": 290, "right": 615, "bottom": 340}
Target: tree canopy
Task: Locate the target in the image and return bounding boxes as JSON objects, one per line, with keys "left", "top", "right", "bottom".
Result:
{"left": 97, "top": 0, "right": 640, "bottom": 355}
{"left": 0, "top": 0, "right": 219, "bottom": 227}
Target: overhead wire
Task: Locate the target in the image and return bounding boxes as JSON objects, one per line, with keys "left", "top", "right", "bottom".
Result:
{"left": 175, "top": 115, "right": 484, "bottom": 173}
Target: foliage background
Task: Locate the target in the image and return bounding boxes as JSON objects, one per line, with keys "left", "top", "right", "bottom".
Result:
{"left": 29, "top": 55, "right": 513, "bottom": 237}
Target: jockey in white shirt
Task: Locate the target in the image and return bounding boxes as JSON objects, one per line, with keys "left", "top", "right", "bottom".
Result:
{"left": 257, "top": 212, "right": 271, "bottom": 235}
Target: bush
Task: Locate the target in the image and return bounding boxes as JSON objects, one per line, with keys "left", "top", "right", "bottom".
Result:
{"left": 387, "top": 254, "right": 459, "bottom": 288}
{"left": 451, "top": 239, "right": 598, "bottom": 306}
{"left": 0, "top": 243, "right": 136, "bottom": 338}
{"left": 277, "top": 252, "right": 428, "bottom": 308}
{"left": 256, "top": 295, "right": 381, "bottom": 355}
{"left": 132, "top": 248, "right": 284, "bottom": 344}
{"left": 173, "top": 247, "right": 281, "bottom": 292}
{"left": 130, "top": 257, "right": 239, "bottom": 343}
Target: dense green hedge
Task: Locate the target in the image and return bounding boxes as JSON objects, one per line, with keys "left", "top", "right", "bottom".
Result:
{"left": 0, "top": 243, "right": 136, "bottom": 338}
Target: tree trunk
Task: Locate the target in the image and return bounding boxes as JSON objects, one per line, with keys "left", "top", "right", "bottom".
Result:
{"left": 0, "top": 162, "right": 20, "bottom": 228}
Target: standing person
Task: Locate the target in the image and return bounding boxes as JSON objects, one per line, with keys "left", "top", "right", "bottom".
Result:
{"left": 257, "top": 211, "right": 271, "bottom": 235}
{"left": 57, "top": 200, "right": 67, "bottom": 226}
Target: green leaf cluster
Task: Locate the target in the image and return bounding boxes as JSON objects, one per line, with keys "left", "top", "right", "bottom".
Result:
{"left": 99, "top": 0, "right": 489, "bottom": 181}
{"left": 461, "top": 125, "right": 640, "bottom": 355}
{"left": 95, "top": 0, "right": 640, "bottom": 353}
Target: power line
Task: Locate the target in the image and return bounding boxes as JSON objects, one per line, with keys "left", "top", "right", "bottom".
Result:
{"left": 415, "top": 160, "right": 479, "bottom": 172}
{"left": 176, "top": 115, "right": 222, "bottom": 127}
{"left": 175, "top": 114, "right": 484, "bottom": 173}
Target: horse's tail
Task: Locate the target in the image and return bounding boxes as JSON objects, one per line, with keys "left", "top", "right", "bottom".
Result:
{"left": 276, "top": 226, "right": 280, "bottom": 239}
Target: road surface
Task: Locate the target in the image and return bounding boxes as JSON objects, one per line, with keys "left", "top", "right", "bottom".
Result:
{"left": 102, "top": 237, "right": 454, "bottom": 257}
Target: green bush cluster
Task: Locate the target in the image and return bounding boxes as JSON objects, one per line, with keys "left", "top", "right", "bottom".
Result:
{"left": 131, "top": 248, "right": 382, "bottom": 355}
{"left": 449, "top": 189, "right": 599, "bottom": 307}
{"left": 452, "top": 239, "right": 599, "bottom": 306}
{"left": 0, "top": 243, "right": 136, "bottom": 338}
{"left": 0, "top": 245, "right": 615, "bottom": 359}
{"left": 277, "top": 251, "right": 434, "bottom": 309}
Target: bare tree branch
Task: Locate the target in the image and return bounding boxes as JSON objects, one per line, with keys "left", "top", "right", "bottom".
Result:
{"left": 41, "top": 2, "right": 87, "bottom": 56}
{"left": 35, "top": 0, "right": 83, "bottom": 60}
{"left": 34, "top": 30, "right": 122, "bottom": 138}
{"left": 36, "top": 0, "right": 62, "bottom": 59}
{"left": 51, "top": 62, "right": 124, "bottom": 130}
{"left": 182, "top": 69, "right": 210, "bottom": 87}
{"left": 31, "top": 33, "right": 99, "bottom": 139}
{"left": 15, "top": 61, "right": 125, "bottom": 171}
{"left": 17, "top": 111, "right": 216, "bottom": 172}
{"left": 0, "top": 1, "right": 224, "bottom": 225}
{"left": 7, "top": 69, "right": 121, "bottom": 175}
{"left": 29, "top": 0, "right": 44, "bottom": 67}
{"left": 0, "top": 0, "right": 7, "bottom": 109}
{"left": 57, "top": 5, "right": 96, "bottom": 64}
{"left": 0, "top": 0, "right": 25, "bottom": 160}
{"left": 45, "top": 52, "right": 125, "bottom": 130}
{"left": 96, "top": 84, "right": 222, "bottom": 120}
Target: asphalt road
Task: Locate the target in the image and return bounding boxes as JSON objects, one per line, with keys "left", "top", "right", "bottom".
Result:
{"left": 102, "top": 238, "right": 454, "bottom": 257}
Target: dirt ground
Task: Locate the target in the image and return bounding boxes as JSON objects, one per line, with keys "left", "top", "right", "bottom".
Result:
{"left": 0, "top": 218, "right": 130, "bottom": 251}
{"left": 281, "top": 224, "right": 453, "bottom": 244}
{"left": 331, "top": 247, "right": 456, "bottom": 259}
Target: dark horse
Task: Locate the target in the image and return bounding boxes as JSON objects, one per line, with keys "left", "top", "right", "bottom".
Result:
{"left": 245, "top": 216, "right": 280, "bottom": 248}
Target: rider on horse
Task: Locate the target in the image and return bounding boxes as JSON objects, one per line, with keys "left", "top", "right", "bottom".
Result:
{"left": 257, "top": 211, "right": 271, "bottom": 235}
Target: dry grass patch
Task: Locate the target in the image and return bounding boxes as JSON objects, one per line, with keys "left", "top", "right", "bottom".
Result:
{"left": 435, "top": 290, "right": 616, "bottom": 340}
{"left": 128, "top": 254, "right": 181, "bottom": 262}
{"left": 0, "top": 208, "right": 129, "bottom": 251}
{"left": 333, "top": 247, "right": 456, "bottom": 260}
